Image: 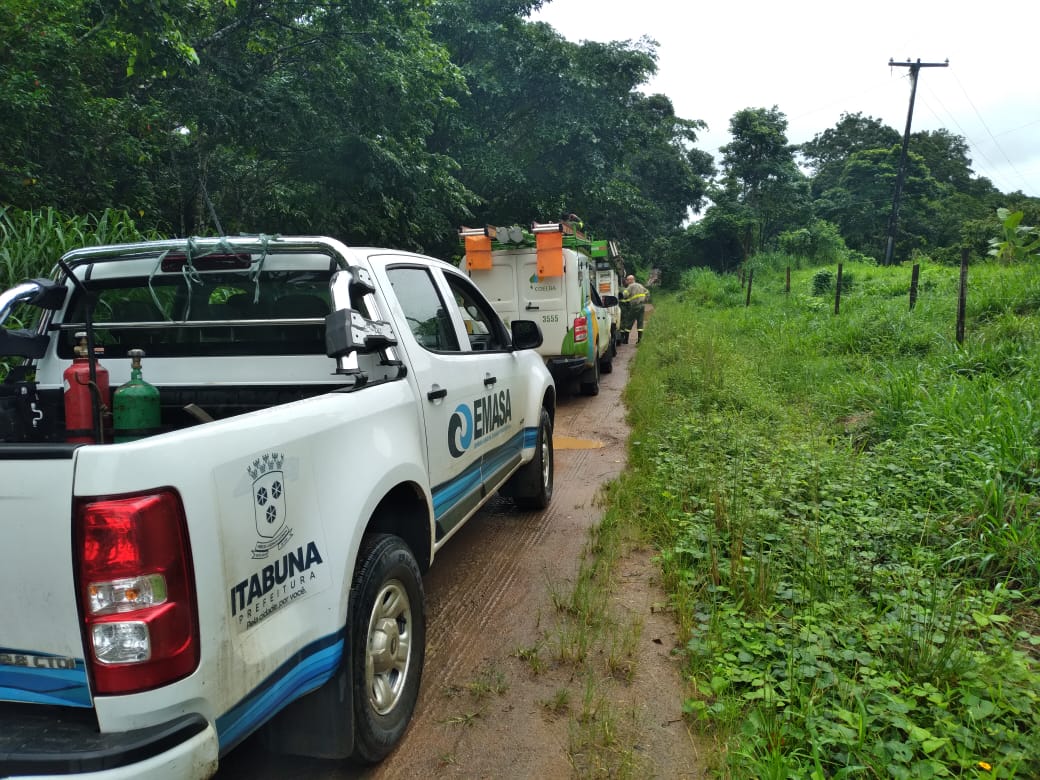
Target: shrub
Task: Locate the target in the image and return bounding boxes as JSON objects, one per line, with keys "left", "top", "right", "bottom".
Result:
{"left": 811, "top": 269, "right": 833, "bottom": 295}
{"left": 778, "top": 219, "right": 848, "bottom": 266}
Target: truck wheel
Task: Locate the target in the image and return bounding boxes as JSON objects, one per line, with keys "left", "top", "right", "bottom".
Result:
{"left": 579, "top": 356, "right": 600, "bottom": 396}
{"left": 610, "top": 327, "right": 618, "bottom": 357}
{"left": 350, "top": 534, "right": 425, "bottom": 764}
{"left": 600, "top": 345, "right": 613, "bottom": 374}
{"left": 512, "top": 408, "right": 554, "bottom": 510}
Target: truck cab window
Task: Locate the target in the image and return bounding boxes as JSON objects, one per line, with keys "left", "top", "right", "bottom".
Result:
{"left": 444, "top": 276, "right": 508, "bottom": 352}
{"left": 386, "top": 267, "right": 461, "bottom": 352}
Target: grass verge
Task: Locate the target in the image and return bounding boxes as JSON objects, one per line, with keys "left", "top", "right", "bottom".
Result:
{"left": 620, "top": 259, "right": 1040, "bottom": 778}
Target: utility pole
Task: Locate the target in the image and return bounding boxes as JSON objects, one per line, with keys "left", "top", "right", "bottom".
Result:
{"left": 884, "top": 58, "right": 948, "bottom": 266}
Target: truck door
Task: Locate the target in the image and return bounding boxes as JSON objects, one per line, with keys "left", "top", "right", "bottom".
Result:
{"left": 512, "top": 248, "right": 569, "bottom": 355}
{"left": 439, "top": 272, "right": 530, "bottom": 498}
{"left": 467, "top": 254, "right": 518, "bottom": 325}
{"left": 381, "top": 262, "right": 528, "bottom": 544}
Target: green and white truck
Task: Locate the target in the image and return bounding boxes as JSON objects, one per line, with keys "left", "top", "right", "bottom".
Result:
{"left": 460, "top": 221, "right": 617, "bottom": 396}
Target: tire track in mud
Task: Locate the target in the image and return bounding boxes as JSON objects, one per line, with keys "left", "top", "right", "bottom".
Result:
{"left": 420, "top": 501, "right": 560, "bottom": 687}
{"left": 419, "top": 416, "right": 609, "bottom": 687}
{"left": 419, "top": 440, "right": 601, "bottom": 693}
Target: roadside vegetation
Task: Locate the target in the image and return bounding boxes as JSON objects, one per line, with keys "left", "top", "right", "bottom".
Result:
{"left": 613, "top": 254, "right": 1040, "bottom": 777}
{"left": 0, "top": 207, "right": 150, "bottom": 379}
{"left": 0, "top": 206, "right": 149, "bottom": 291}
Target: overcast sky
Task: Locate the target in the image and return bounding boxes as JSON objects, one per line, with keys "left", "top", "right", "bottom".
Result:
{"left": 528, "top": 0, "right": 1039, "bottom": 198}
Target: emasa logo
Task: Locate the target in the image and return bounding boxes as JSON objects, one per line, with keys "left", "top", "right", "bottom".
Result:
{"left": 448, "top": 403, "right": 474, "bottom": 459}
{"left": 447, "top": 390, "right": 513, "bottom": 459}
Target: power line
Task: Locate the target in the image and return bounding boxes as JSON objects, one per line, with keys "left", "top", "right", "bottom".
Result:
{"left": 948, "top": 68, "right": 1036, "bottom": 194}
{"left": 914, "top": 90, "right": 1006, "bottom": 183}
{"left": 907, "top": 65, "right": 1038, "bottom": 195}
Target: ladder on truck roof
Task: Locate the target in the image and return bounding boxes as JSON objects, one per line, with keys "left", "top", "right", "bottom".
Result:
{"left": 460, "top": 220, "right": 597, "bottom": 277}
{"left": 458, "top": 220, "right": 593, "bottom": 252}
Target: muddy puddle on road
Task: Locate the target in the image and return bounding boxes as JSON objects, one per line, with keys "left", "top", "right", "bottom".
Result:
{"left": 552, "top": 433, "right": 604, "bottom": 449}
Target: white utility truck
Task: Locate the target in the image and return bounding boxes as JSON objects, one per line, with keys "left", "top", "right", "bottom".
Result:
{"left": 459, "top": 221, "right": 617, "bottom": 396}
{"left": 0, "top": 235, "right": 556, "bottom": 778}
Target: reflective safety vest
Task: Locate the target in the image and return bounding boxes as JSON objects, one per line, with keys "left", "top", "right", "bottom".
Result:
{"left": 622, "top": 283, "right": 648, "bottom": 304}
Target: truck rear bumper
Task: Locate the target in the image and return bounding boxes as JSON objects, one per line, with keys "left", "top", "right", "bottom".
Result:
{"left": 0, "top": 707, "right": 218, "bottom": 780}
{"left": 545, "top": 356, "right": 588, "bottom": 382}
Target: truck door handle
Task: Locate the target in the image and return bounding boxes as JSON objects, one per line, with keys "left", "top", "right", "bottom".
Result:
{"left": 427, "top": 385, "right": 447, "bottom": 401}
{"left": 484, "top": 374, "right": 497, "bottom": 387}
{"left": 525, "top": 303, "right": 539, "bottom": 310}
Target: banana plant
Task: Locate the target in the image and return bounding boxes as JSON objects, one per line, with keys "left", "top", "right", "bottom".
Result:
{"left": 988, "top": 208, "right": 1040, "bottom": 264}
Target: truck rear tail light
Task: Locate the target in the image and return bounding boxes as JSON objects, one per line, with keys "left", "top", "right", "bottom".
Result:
{"left": 89, "top": 573, "right": 168, "bottom": 615}
{"left": 92, "top": 621, "right": 150, "bottom": 664}
{"left": 75, "top": 489, "right": 200, "bottom": 695}
{"left": 573, "top": 316, "right": 588, "bottom": 343}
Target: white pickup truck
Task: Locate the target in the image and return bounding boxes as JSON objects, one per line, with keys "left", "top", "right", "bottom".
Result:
{"left": 0, "top": 235, "right": 556, "bottom": 778}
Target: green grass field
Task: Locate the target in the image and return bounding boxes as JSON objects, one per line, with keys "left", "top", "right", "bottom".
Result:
{"left": 613, "top": 257, "right": 1040, "bottom": 778}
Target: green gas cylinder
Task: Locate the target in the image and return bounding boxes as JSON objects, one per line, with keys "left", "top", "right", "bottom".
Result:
{"left": 113, "top": 349, "right": 160, "bottom": 443}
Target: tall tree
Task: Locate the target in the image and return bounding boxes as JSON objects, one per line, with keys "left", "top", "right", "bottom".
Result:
{"left": 0, "top": 0, "right": 473, "bottom": 246}
{"left": 799, "top": 112, "right": 900, "bottom": 197}
{"left": 715, "top": 106, "right": 811, "bottom": 252}
{"left": 160, "top": 0, "right": 472, "bottom": 244}
{"left": 0, "top": 0, "right": 174, "bottom": 215}
{"left": 814, "top": 146, "right": 941, "bottom": 260}
{"left": 801, "top": 114, "right": 1012, "bottom": 262}
{"left": 429, "top": 2, "right": 712, "bottom": 259}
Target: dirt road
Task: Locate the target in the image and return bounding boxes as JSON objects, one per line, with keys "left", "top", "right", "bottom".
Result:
{"left": 219, "top": 343, "right": 706, "bottom": 778}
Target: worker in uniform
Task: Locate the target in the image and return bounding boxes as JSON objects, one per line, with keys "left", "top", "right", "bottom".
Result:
{"left": 619, "top": 274, "right": 649, "bottom": 344}
{"left": 618, "top": 283, "right": 633, "bottom": 344}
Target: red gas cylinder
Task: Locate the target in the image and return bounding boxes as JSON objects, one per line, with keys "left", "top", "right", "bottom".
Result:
{"left": 64, "top": 332, "right": 110, "bottom": 444}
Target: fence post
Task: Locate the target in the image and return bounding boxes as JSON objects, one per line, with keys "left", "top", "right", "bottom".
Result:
{"left": 834, "top": 263, "right": 843, "bottom": 315}
{"left": 909, "top": 263, "right": 920, "bottom": 310}
{"left": 745, "top": 269, "right": 754, "bottom": 307}
{"left": 956, "top": 249, "right": 968, "bottom": 344}
{"left": 785, "top": 266, "right": 791, "bottom": 294}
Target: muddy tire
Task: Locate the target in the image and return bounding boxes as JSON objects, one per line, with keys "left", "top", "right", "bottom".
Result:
{"left": 510, "top": 408, "right": 554, "bottom": 510}
{"left": 579, "top": 355, "right": 600, "bottom": 396}
{"left": 349, "top": 534, "right": 425, "bottom": 764}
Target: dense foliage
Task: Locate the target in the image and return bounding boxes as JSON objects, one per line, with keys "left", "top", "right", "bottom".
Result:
{"left": 616, "top": 258, "right": 1040, "bottom": 777}
{"left": 1, "top": 2, "right": 1038, "bottom": 280}
{"left": 0, "top": 0, "right": 710, "bottom": 264}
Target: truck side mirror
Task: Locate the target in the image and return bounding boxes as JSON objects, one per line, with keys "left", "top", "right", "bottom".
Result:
{"left": 0, "top": 279, "right": 68, "bottom": 358}
{"left": 25, "top": 279, "right": 68, "bottom": 310}
{"left": 601, "top": 295, "right": 619, "bottom": 307}
{"left": 325, "top": 308, "right": 398, "bottom": 358}
{"left": 510, "top": 319, "right": 542, "bottom": 350}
